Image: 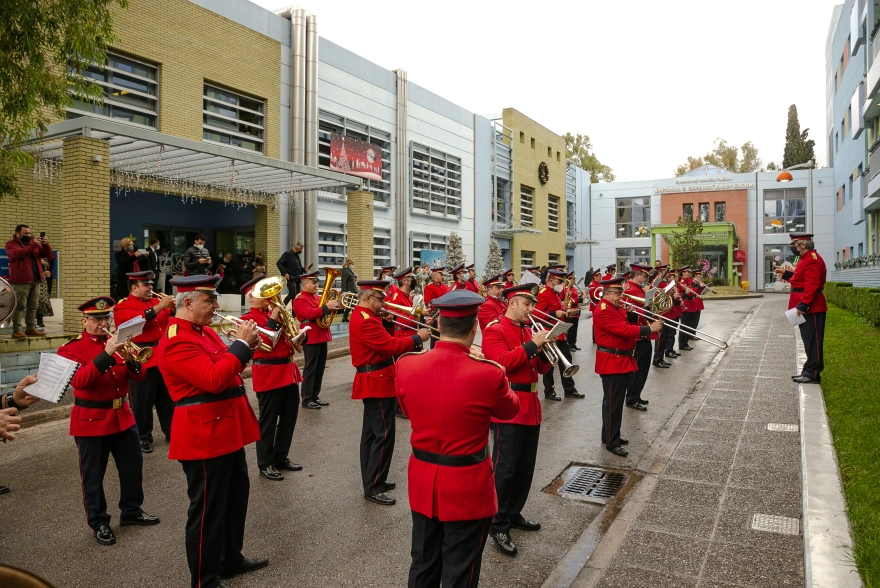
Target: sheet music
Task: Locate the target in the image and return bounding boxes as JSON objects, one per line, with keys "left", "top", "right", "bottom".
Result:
{"left": 24, "top": 353, "right": 80, "bottom": 403}
{"left": 519, "top": 271, "right": 541, "bottom": 285}
{"left": 116, "top": 315, "right": 146, "bottom": 341}
{"left": 545, "top": 320, "right": 571, "bottom": 339}
{"left": 785, "top": 308, "right": 806, "bottom": 327}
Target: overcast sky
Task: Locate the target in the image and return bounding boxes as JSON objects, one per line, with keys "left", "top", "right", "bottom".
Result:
{"left": 252, "top": 0, "right": 844, "bottom": 182}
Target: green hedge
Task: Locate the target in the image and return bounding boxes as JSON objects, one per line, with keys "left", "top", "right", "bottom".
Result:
{"left": 825, "top": 282, "right": 880, "bottom": 327}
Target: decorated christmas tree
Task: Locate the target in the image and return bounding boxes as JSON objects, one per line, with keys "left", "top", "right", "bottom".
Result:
{"left": 444, "top": 231, "right": 466, "bottom": 282}
{"left": 483, "top": 238, "right": 505, "bottom": 281}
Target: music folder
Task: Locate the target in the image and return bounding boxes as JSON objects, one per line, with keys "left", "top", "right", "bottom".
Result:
{"left": 23, "top": 353, "right": 80, "bottom": 404}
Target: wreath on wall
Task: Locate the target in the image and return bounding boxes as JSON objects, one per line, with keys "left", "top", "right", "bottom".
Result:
{"left": 538, "top": 161, "right": 549, "bottom": 185}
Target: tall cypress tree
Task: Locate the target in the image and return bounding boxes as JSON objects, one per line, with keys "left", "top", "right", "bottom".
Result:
{"left": 782, "top": 105, "right": 816, "bottom": 169}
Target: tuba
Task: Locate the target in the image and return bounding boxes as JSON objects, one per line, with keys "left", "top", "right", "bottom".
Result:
{"left": 251, "top": 276, "right": 306, "bottom": 353}
{"left": 316, "top": 267, "right": 341, "bottom": 329}
{"left": 0, "top": 277, "right": 17, "bottom": 328}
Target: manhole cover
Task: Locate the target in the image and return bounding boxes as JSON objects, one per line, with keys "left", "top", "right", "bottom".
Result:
{"left": 556, "top": 467, "right": 629, "bottom": 502}
{"left": 751, "top": 513, "right": 800, "bottom": 535}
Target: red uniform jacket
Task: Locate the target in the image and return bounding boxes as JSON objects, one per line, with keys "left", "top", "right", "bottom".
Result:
{"left": 568, "top": 285, "right": 582, "bottom": 318}
{"left": 388, "top": 289, "right": 419, "bottom": 337}
{"left": 692, "top": 282, "right": 707, "bottom": 311}
{"left": 239, "top": 307, "right": 302, "bottom": 392}
{"left": 503, "top": 281, "right": 515, "bottom": 289}
{"left": 601, "top": 273, "right": 614, "bottom": 281}
{"left": 423, "top": 282, "right": 449, "bottom": 308}
{"left": 449, "top": 280, "right": 467, "bottom": 292}
{"left": 624, "top": 280, "right": 658, "bottom": 341}
{"left": 482, "top": 316, "right": 551, "bottom": 426}
{"left": 680, "top": 278, "right": 697, "bottom": 313}
{"left": 659, "top": 280, "right": 682, "bottom": 320}
{"left": 588, "top": 280, "right": 601, "bottom": 312}
{"left": 535, "top": 286, "right": 567, "bottom": 342}
{"left": 350, "top": 306, "right": 421, "bottom": 400}
{"left": 4, "top": 237, "right": 53, "bottom": 284}
{"left": 782, "top": 250, "right": 828, "bottom": 313}
{"left": 386, "top": 282, "right": 400, "bottom": 299}
{"left": 58, "top": 332, "right": 144, "bottom": 437}
{"left": 396, "top": 342, "right": 519, "bottom": 521}
{"left": 157, "top": 317, "right": 260, "bottom": 460}
{"left": 293, "top": 291, "right": 333, "bottom": 344}
{"left": 465, "top": 278, "right": 480, "bottom": 293}
{"left": 593, "top": 300, "right": 649, "bottom": 375}
{"left": 477, "top": 295, "right": 506, "bottom": 332}
{"left": 112, "top": 295, "right": 171, "bottom": 369}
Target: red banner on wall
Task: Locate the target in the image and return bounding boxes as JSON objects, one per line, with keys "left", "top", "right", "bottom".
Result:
{"left": 329, "top": 133, "right": 383, "bottom": 182}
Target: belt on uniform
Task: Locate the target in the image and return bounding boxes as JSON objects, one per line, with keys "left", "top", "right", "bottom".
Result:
{"left": 597, "top": 346, "right": 636, "bottom": 357}
{"left": 252, "top": 357, "right": 291, "bottom": 365}
{"left": 510, "top": 382, "right": 537, "bottom": 393}
{"left": 356, "top": 358, "right": 394, "bottom": 373}
{"left": 791, "top": 288, "right": 823, "bottom": 293}
{"left": 75, "top": 397, "right": 127, "bottom": 409}
{"left": 412, "top": 446, "right": 489, "bottom": 467}
{"left": 175, "top": 386, "right": 245, "bottom": 408}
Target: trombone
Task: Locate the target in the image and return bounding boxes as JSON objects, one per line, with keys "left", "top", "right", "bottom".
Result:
{"left": 213, "top": 312, "right": 283, "bottom": 353}
{"left": 100, "top": 327, "right": 153, "bottom": 364}
{"left": 527, "top": 316, "right": 578, "bottom": 377}
{"left": 619, "top": 293, "right": 728, "bottom": 349}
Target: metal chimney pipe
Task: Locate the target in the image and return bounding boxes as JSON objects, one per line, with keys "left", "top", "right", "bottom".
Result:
{"left": 289, "top": 9, "right": 307, "bottom": 249}
{"left": 304, "top": 14, "right": 319, "bottom": 266}
{"left": 394, "top": 69, "right": 408, "bottom": 268}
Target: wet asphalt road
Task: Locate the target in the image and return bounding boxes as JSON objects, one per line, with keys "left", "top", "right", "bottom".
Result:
{"left": 0, "top": 296, "right": 765, "bottom": 588}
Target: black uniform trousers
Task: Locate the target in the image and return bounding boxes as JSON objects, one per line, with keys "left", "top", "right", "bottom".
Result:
{"left": 542, "top": 340, "right": 576, "bottom": 393}
{"left": 626, "top": 340, "right": 652, "bottom": 404}
{"left": 301, "top": 342, "right": 328, "bottom": 405}
{"left": 282, "top": 280, "right": 301, "bottom": 306}
{"left": 408, "top": 511, "right": 491, "bottom": 588}
{"left": 130, "top": 365, "right": 174, "bottom": 444}
{"left": 653, "top": 322, "right": 672, "bottom": 363}
{"left": 679, "top": 312, "right": 697, "bottom": 348}
{"left": 491, "top": 423, "right": 540, "bottom": 534}
{"left": 74, "top": 425, "right": 144, "bottom": 530}
{"left": 798, "top": 312, "right": 826, "bottom": 380}
{"left": 566, "top": 315, "right": 580, "bottom": 348}
{"left": 180, "top": 448, "right": 250, "bottom": 588}
{"left": 361, "top": 397, "right": 397, "bottom": 496}
{"left": 693, "top": 310, "right": 702, "bottom": 331}
{"left": 601, "top": 372, "right": 630, "bottom": 449}
{"left": 256, "top": 384, "right": 300, "bottom": 468}
{"left": 666, "top": 317, "right": 680, "bottom": 352}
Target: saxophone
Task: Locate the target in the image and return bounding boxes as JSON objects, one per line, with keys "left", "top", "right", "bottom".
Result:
{"left": 316, "top": 267, "right": 342, "bottom": 329}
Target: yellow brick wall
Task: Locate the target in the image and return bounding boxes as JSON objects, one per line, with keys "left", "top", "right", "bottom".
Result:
{"left": 1, "top": 165, "right": 64, "bottom": 253}
{"left": 346, "top": 190, "right": 374, "bottom": 279}
{"left": 502, "top": 108, "right": 568, "bottom": 273}
{"left": 255, "top": 204, "right": 280, "bottom": 277}
{"left": 109, "top": 0, "right": 282, "bottom": 159}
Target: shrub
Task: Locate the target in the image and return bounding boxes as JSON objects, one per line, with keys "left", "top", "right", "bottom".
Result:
{"left": 710, "top": 278, "right": 726, "bottom": 286}
{"left": 825, "top": 282, "right": 880, "bottom": 327}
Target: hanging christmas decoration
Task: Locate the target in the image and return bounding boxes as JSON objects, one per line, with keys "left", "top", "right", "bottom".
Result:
{"left": 538, "top": 161, "right": 549, "bottom": 185}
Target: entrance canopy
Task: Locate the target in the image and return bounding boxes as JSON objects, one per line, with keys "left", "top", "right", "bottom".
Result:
{"left": 650, "top": 221, "right": 739, "bottom": 280}
{"left": 26, "top": 117, "right": 359, "bottom": 201}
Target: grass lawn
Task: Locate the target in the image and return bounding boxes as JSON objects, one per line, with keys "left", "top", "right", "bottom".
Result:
{"left": 822, "top": 303, "right": 880, "bottom": 587}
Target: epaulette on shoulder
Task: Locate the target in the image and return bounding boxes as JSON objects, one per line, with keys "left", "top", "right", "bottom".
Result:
{"left": 166, "top": 324, "right": 178, "bottom": 339}
{"left": 467, "top": 355, "right": 503, "bottom": 369}
{"left": 539, "top": 287, "right": 546, "bottom": 294}
{"left": 62, "top": 334, "right": 83, "bottom": 346}
{"left": 485, "top": 318, "right": 501, "bottom": 328}
{"left": 812, "top": 252, "right": 818, "bottom": 259}
{"left": 398, "top": 349, "right": 427, "bottom": 361}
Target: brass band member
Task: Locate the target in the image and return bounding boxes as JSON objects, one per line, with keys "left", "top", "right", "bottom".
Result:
{"left": 651, "top": 265, "right": 674, "bottom": 368}
{"left": 503, "top": 268, "right": 516, "bottom": 289}
{"left": 449, "top": 264, "right": 467, "bottom": 291}
{"left": 602, "top": 263, "right": 616, "bottom": 281}
{"left": 623, "top": 264, "right": 656, "bottom": 411}
{"left": 464, "top": 264, "right": 481, "bottom": 293}
{"left": 293, "top": 270, "right": 340, "bottom": 410}
{"left": 240, "top": 277, "right": 303, "bottom": 481}
{"left": 422, "top": 266, "right": 449, "bottom": 310}
{"left": 381, "top": 265, "right": 399, "bottom": 297}
{"left": 113, "top": 270, "right": 175, "bottom": 453}
{"left": 536, "top": 269, "right": 583, "bottom": 401}
{"left": 477, "top": 274, "right": 507, "bottom": 331}
{"left": 565, "top": 271, "right": 583, "bottom": 351}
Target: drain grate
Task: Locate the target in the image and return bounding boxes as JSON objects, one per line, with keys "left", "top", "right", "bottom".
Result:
{"left": 767, "top": 423, "right": 799, "bottom": 432}
{"left": 751, "top": 513, "right": 800, "bottom": 535}
{"left": 558, "top": 467, "right": 629, "bottom": 500}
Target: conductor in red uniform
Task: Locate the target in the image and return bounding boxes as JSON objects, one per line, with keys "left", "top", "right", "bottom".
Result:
{"left": 776, "top": 233, "right": 827, "bottom": 384}
{"left": 58, "top": 297, "right": 160, "bottom": 547}
{"left": 239, "top": 276, "right": 304, "bottom": 482}
{"left": 477, "top": 274, "right": 507, "bottom": 331}
{"left": 350, "top": 280, "right": 429, "bottom": 506}
{"left": 113, "top": 270, "right": 175, "bottom": 453}
{"left": 482, "top": 284, "right": 554, "bottom": 557}
{"left": 157, "top": 275, "right": 267, "bottom": 588}
{"left": 536, "top": 269, "right": 583, "bottom": 401}
{"left": 293, "top": 269, "right": 340, "bottom": 409}
{"left": 593, "top": 279, "right": 661, "bottom": 456}
{"left": 397, "top": 290, "right": 520, "bottom": 588}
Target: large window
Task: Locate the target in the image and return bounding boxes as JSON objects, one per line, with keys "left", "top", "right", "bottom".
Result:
{"left": 548, "top": 253, "right": 560, "bottom": 266}
{"left": 411, "top": 232, "right": 447, "bottom": 268}
{"left": 411, "top": 142, "right": 462, "bottom": 218}
{"left": 318, "top": 110, "right": 391, "bottom": 205}
{"left": 520, "top": 251, "right": 535, "bottom": 275}
{"left": 520, "top": 185, "right": 535, "bottom": 228}
{"left": 67, "top": 52, "right": 158, "bottom": 129}
{"left": 616, "top": 247, "right": 650, "bottom": 273}
{"left": 548, "top": 195, "right": 559, "bottom": 232}
{"left": 764, "top": 188, "right": 806, "bottom": 234}
{"left": 763, "top": 243, "right": 797, "bottom": 288}
{"left": 715, "top": 202, "right": 726, "bottom": 222}
{"left": 202, "top": 85, "right": 264, "bottom": 153}
{"left": 373, "top": 229, "right": 392, "bottom": 276}
{"left": 683, "top": 203, "right": 693, "bottom": 220}
{"left": 698, "top": 202, "right": 710, "bottom": 222}
{"left": 318, "top": 222, "right": 347, "bottom": 272}
{"left": 616, "top": 197, "right": 650, "bottom": 238}
{"left": 566, "top": 200, "right": 576, "bottom": 237}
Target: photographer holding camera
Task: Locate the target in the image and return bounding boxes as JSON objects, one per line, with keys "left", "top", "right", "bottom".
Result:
{"left": 5, "top": 224, "right": 53, "bottom": 339}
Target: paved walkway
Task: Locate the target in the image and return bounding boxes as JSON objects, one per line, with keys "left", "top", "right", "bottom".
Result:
{"left": 576, "top": 299, "right": 804, "bottom": 588}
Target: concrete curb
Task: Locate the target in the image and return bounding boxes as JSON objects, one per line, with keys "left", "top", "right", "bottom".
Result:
{"left": 703, "top": 294, "right": 764, "bottom": 300}
{"left": 795, "top": 330, "right": 863, "bottom": 588}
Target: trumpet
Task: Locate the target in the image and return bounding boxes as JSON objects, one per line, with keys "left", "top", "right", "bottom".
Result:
{"left": 101, "top": 327, "right": 153, "bottom": 364}
{"left": 213, "top": 312, "right": 282, "bottom": 353}
{"left": 528, "top": 316, "right": 579, "bottom": 378}
{"left": 152, "top": 291, "right": 172, "bottom": 299}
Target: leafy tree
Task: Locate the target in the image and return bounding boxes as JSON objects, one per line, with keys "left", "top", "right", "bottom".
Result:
{"left": 667, "top": 216, "right": 704, "bottom": 270}
{"left": 443, "top": 231, "right": 466, "bottom": 282}
{"left": 564, "top": 133, "right": 615, "bottom": 183}
{"left": 765, "top": 162, "right": 778, "bottom": 171}
{"left": 674, "top": 138, "right": 762, "bottom": 176}
{"left": 0, "top": 0, "right": 127, "bottom": 199}
{"left": 782, "top": 104, "right": 816, "bottom": 169}
{"left": 482, "top": 238, "right": 506, "bottom": 281}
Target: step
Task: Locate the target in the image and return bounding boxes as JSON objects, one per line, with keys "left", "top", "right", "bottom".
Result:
{"left": 0, "top": 334, "right": 78, "bottom": 354}
{"left": 0, "top": 351, "right": 44, "bottom": 368}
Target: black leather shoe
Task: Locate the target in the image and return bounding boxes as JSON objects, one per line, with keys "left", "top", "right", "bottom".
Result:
{"left": 220, "top": 557, "right": 269, "bottom": 579}
{"left": 570, "top": 345, "right": 581, "bottom": 351}
{"left": 544, "top": 390, "right": 562, "bottom": 401}
{"left": 120, "top": 512, "right": 160, "bottom": 526}
{"left": 564, "top": 390, "right": 585, "bottom": 399}
{"left": 0, "top": 486, "right": 9, "bottom": 495}
{"left": 314, "top": 398, "right": 330, "bottom": 406}
{"left": 792, "top": 375, "right": 821, "bottom": 384}
{"left": 275, "top": 459, "right": 302, "bottom": 472}
{"left": 303, "top": 401, "right": 321, "bottom": 410}
{"left": 637, "top": 398, "right": 649, "bottom": 405}
{"left": 626, "top": 402, "right": 648, "bottom": 412}
{"left": 510, "top": 514, "right": 541, "bottom": 531}
{"left": 259, "top": 466, "right": 284, "bottom": 481}
{"left": 606, "top": 445, "right": 629, "bottom": 457}
{"left": 680, "top": 345, "right": 694, "bottom": 351}
{"left": 365, "top": 492, "right": 396, "bottom": 506}
{"left": 620, "top": 438, "right": 629, "bottom": 445}
{"left": 653, "top": 361, "right": 670, "bottom": 369}
{"left": 384, "top": 481, "right": 397, "bottom": 491}
{"left": 140, "top": 441, "right": 153, "bottom": 454}
{"left": 94, "top": 524, "right": 116, "bottom": 546}
{"left": 491, "top": 531, "right": 518, "bottom": 556}
{"left": 665, "top": 352, "right": 681, "bottom": 358}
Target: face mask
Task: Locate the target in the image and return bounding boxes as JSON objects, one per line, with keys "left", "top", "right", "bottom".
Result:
{"left": 196, "top": 244, "right": 204, "bottom": 250}
{"left": 553, "top": 284, "right": 564, "bottom": 293}
{"left": 20, "top": 235, "right": 31, "bottom": 244}
{"left": 126, "top": 245, "right": 134, "bottom": 252}
{"left": 790, "top": 246, "right": 799, "bottom": 256}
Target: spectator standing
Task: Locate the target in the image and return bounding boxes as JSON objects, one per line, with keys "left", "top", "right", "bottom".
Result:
{"left": 181, "top": 234, "right": 212, "bottom": 276}
{"left": 157, "top": 248, "right": 173, "bottom": 294}
{"left": 212, "top": 249, "right": 225, "bottom": 274}
{"left": 6, "top": 224, "right": 53, "bottom": 338}
{"left": 35, "top": 258, "right": 54, "bottom": 330}
{"left": 277, "top": 241, "right": 312, "bottom": 306}
{"left": 239, "top": 250, "right": 254, "bottom": 283}
{"left": 114, "top": 238, "right": 148, "bottom": 300}
{"left": 252, "top": 253, "right": 267, "bottom": 279}
{"left": 340, "top": 258, "right": 358, "bottom": 322}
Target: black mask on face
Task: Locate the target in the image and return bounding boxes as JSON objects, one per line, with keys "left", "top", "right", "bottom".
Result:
{"left": 790, "top": 246, "right": 799, "bottom": 256}
{"left": 20, "top": 235, "right": 30, "bottom": 244}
